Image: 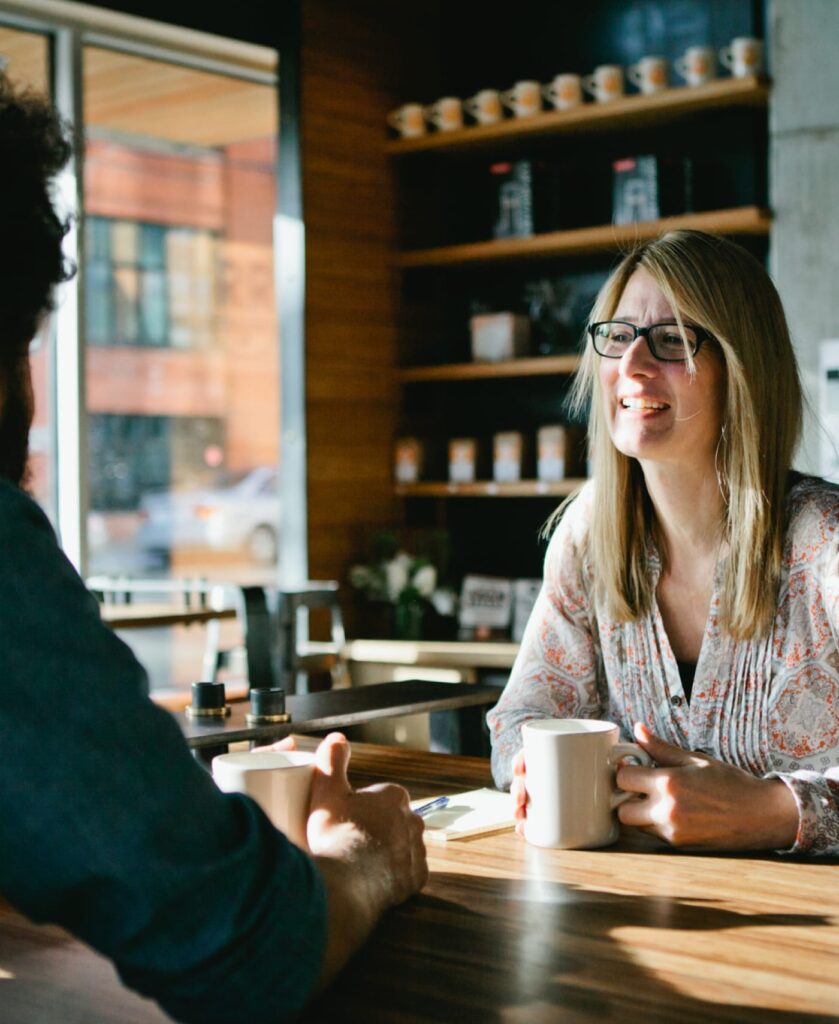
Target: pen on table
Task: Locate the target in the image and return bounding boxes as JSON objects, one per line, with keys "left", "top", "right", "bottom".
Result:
{"left": 415, "top": 796, "right": 449, "bottom": 818}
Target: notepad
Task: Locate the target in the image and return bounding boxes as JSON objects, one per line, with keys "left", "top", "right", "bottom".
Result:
{"left": 411, "top": 788, "right": 515, "bottom": 841}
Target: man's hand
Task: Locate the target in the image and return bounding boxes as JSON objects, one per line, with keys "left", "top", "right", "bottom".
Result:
{"left": 306, "top": 733, "right": 428, "bottom": 990}
{"left": 616, "top": 723, "right": 799, "bottom": 850}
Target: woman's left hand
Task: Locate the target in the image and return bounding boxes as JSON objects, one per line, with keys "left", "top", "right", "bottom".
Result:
{"left": 616, "top": 723, "right": 800, "bottom": 850}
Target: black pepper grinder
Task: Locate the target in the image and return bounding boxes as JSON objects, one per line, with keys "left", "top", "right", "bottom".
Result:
{"left": 186, "top": 681, "right": 230, "bottom": 768}
{"left": 246, "top": 687, "right": 290, "bottom": 726}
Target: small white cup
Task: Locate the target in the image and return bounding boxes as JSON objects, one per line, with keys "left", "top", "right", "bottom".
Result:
{"left": 423, "top": 96, "right": 464, "bottom": 132}
{"left": 674, "top": 45, "right": 717, "bottom": 86}
{"left": 212, "top": 750, "right": 316, "bottom": 850}
{"left": 581, "top": 65, "right": 625, "bottom": 103}
{"left": 627, "top": 55, "right": 669, "bottom": 94}
{"left": 522, "top": 719, "right": 653, "bottom": 849}
{"left": 463, "top": 88, "right": 503, "bottom": 125}
{"left": 386, "top": 102, "right": 426, "bottom": 138}
{"left": 541, "top": 73, "right": 583, "bottom": 111}
{"left": 719, "top": 36, "right": 763, "bottom": 78}
{"left": 500, "top": 80, "right": 542, "bottom": 118}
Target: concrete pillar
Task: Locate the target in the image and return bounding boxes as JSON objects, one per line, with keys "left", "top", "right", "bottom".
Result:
{"left": 768, "top": 0, "right": 839, "bottom": 473}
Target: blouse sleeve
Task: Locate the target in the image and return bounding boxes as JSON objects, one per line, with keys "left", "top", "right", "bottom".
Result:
{"left": 488, "top": 486, "right": 603, "bottom": 789}
{"left": 767, "top": 486, "right": 839, "bottom": 856}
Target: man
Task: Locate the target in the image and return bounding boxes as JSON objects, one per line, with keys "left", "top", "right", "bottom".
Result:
{"left": 0, "top": 74, "right": 427, "bottom": 1023}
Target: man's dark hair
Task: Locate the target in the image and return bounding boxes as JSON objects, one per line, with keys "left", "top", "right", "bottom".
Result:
{"left": 0, "top": 73, "right": 73, "bottom": 484}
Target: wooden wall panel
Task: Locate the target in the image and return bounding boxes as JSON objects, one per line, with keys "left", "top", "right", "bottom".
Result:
{"left": 300, "top": 0, "right": 436, "bottom": 630}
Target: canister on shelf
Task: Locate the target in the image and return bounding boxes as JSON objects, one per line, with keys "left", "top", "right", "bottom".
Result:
{"left": 537, "top": 424, "right": 587, "bottom": 481}
{"left": 470, "top": 312, "right": 530, "bottom": 362}
{"left": 493, "top": 431, "right": 530, "bottom": 482}
{"left": 449, "top": 437, "right": 480, "bottom": 483}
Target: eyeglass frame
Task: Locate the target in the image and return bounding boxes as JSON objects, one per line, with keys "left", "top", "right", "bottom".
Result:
{"left": 588, "top": 320, "right": 715, "bottom": 362}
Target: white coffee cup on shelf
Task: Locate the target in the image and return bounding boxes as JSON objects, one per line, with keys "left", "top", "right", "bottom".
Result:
{"left": 500, "top": 79, "right": 542, "bottom": 118}
{"left": 522, "top": 719, "right": 653, "bottom": 849}
{"left": 212, "top": 750, "right": 316, "bottom": 850}
{"left": 674, "top": 45, "right": 717, "bottom": 86}
{"left": 581, "top": 64, "right": 625, "bottom": 103}
{"left": 386, "top": 102, "right": 426, "bottom": 138}
{"left": 719, "top": 36, "right": 763, "bottom": 78}
{"left": 423, "top": 96, "right": 464, "bottom": 132}
{"left": 463, "top": 88, "right": 504, "bottom": 125}
{"left": 541, "top": 73, "right": 583, "bottom": 111}
{"left": 626, "top": 55, "right": 669, "bottom": 94}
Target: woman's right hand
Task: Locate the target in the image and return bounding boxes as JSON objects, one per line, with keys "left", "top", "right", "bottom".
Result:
{"left": 511, "top": 748, "right": 528, "bottom": 837}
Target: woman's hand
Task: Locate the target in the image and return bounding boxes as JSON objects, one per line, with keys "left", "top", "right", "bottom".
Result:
{"left": 617, "top": 723, "right": 800, "bottom": 850}
{"left": 511, "top": 748, "right": 528, "bottom": 837}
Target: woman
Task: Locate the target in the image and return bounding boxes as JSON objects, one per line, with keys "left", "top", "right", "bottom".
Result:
{"left": 488, "top": 230, "right": 839, "bottom": 855}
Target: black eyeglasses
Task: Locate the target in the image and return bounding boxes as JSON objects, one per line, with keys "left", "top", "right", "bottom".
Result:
{"left": 589, "top": 321, "right": 714, "bottom": 362}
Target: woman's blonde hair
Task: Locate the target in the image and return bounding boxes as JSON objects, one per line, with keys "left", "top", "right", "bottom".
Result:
{"left": 566, "top": 230, "right": 802, "bottom": 640}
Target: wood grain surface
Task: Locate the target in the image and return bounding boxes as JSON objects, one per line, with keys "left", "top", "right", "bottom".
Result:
{"left": 2, "top": 740, "right": 836, "bottom": 1023}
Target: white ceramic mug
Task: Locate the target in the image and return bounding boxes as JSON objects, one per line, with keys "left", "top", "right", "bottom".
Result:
{"left": 674, "top": 45, "right": 717, "bottom": 86}
{"left": 212, "top": 750, "right": 316, "bottom": 849}
{"left": 627, "top": 55, "right": 669, "bottom": 94}
{"left": 719, "top": 37, "right": 763, "bottom": 78}
{"left": 386, "top": 102, "right": 426, "bottom": 138}
{"left": 500, "top": 80, "right": 542, "bottom": 118}
{"left": 522, "top": 719, "right": 653, "bottom": 849}
{"left": 541, "top": 73, "right": 583, "bottom": 111}
{"left": 463, "top": 88, "right": 503, "bottom": 125}
{"left": 423, "top": 96, "right": 464, "bottom": 132}
{"left": 581, "top": 65, "right": 624, "bottom": 103}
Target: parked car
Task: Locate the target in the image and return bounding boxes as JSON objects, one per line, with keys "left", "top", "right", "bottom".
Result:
{"left": 136, "top": 466, "right": 280, "bottom": 565}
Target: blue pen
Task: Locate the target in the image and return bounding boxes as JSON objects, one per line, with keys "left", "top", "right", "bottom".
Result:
{"left": 415, "top": 795, "right": 449, "bottom": 818}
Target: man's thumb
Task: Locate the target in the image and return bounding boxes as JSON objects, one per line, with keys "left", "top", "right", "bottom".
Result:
{"left": 313, "top": 732, "right": 352, "bottom": 793}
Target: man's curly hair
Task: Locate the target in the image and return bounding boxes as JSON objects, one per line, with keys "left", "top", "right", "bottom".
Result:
{"left": 0, "top": 72, "right": 73, "bottom": 349}
{"left": 0, "top": 73, "right": 72, "bottom": 484}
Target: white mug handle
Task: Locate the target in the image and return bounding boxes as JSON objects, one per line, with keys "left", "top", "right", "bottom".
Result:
{"left": 719, "top": 45, "right": 734, "bottom": 70}
{"left": 580, "top": 74, "right": 598, "bottom": 98}
{"left": 499, "top": 87, "right": 517, "bottom": 111}
{"left": 423, "top": 104, "right": 440, "bottom": 127}
{"left": 540, "top": 82, "right": 557, "bottom": 104}
{"left": 462, "top": 96, "right": 479, "bottom": 117}
{"left": 673, "top": 55, "right": 688, "bottom": 80}
{"left": 626, "top": 64, "right": 643, "bottom": 87}
{"left": 609, "top": 741, "right": 654, "bottom": 809}
{"left": 386, "top": 109, "right": 403, "bottom": 130}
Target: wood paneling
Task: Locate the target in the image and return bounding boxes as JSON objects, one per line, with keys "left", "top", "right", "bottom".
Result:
{"left": 300, "top": 1, "right": 434, "bottom": 624}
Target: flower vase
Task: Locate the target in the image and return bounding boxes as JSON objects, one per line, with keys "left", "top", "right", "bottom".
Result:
{"left": 394, "top": 597, "right": 425, "bottom": 640}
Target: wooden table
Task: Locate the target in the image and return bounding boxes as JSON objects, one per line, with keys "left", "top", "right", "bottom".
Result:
{"left": 2, "top": 742, "right": 837, "bottom": 1024}
{"left": 100, "top": 603, "right": 238, "bottom": 630}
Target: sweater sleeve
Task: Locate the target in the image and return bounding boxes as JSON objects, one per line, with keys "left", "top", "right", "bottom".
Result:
{"left": 0, "top": 481, "right": 326, "bottom": 1023}
{"left": 487, "top": 485, "right": 603, "bottom": 789}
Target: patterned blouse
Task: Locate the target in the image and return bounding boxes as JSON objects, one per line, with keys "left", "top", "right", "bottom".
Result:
{"left": 488, "top": 476, "right": 839, "bottom": 856}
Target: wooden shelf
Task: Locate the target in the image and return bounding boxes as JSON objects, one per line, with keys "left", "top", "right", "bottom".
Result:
{"left": 386, "top": 76, "right": 769, "bottom": 156}
{"left": 397, "top": 354, "right": 581, "bottom": 382}
{"left": 396, "top": 206, "right": 770, "bottom": 269}
{"left": 395, "top": 479, "right": 586, "bottom": 498}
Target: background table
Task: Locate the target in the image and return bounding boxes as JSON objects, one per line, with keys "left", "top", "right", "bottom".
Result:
{"left": 2, "top": 741, "right": 837, "bottom": 1023}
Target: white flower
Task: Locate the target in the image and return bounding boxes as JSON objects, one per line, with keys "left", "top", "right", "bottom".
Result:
{"left": 413, "top": 564, "right": 437, "bottom": 597}
{"left": 430, "top": 587, "right": 457, "bottom": 616}
{"left": 385, "top": 558, "right": 410, "bottom": 601}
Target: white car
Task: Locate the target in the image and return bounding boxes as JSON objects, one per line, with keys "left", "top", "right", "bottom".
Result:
{"left": 136, "top": 466, "right": 280, "bottom": 564}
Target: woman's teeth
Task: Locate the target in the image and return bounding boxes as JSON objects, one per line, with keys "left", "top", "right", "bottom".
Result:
{"left": 620, "top": 398, "right": 668, "bottom": 410}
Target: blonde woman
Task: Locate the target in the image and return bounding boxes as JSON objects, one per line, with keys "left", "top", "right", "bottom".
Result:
{"left": 488, "top": 230, "right": 839, "bottom": 855}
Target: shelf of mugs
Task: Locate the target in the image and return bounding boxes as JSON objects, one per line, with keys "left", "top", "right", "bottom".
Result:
{"left": 396, "top": 353, "right": 581, "bottom": 383}
{"left": 395, "top": 479, "right": 585, "bottom": 498}
{"left": 396, "top": 205, "right": 770, "bottom": 270}
{"left": 385, "top": 75, "right": 769, "bottom": 158}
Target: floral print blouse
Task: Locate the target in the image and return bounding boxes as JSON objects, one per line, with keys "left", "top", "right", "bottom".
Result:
{"left": 488, "top": 476, "right": 839, "bottom": 855}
